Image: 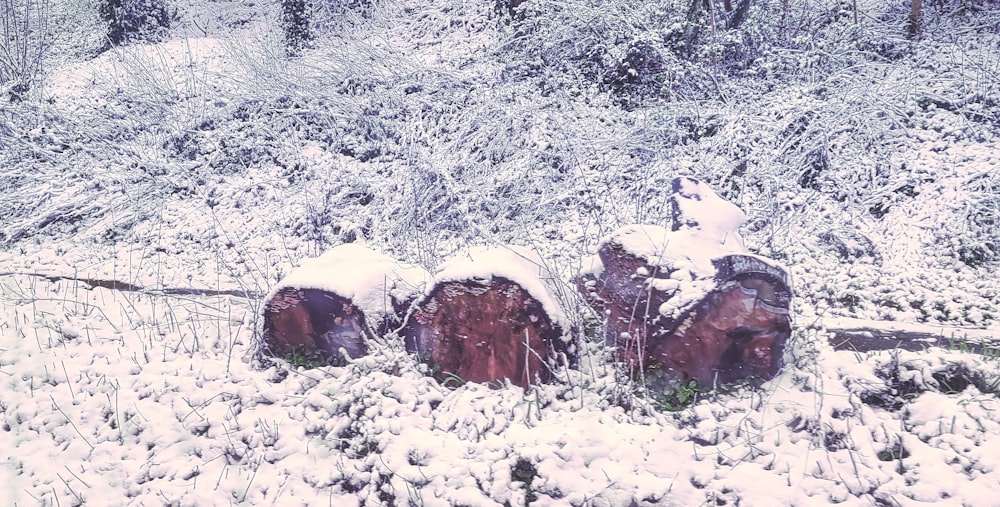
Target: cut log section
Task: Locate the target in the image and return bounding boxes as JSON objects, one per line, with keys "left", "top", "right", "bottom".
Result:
{"left": 263, "top": 287, "right": 371, "bottom": 365}
{"left": 648, "top": 256, "right": 793, "bottom": 386}
{"left": 577, "top": 177, "right": 793, "bottom": 387}
{"left": 261, "top": 244, "right": 430, "bottom": 366}
{"left": 407, "top": 246, "right": 574, "bottom": 389}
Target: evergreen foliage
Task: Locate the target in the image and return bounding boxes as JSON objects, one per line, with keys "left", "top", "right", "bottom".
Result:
{"left": 280, "top": 0, "right": 313, "bottom": 56}
{"left": 100, "top": 0, "right": 173, "bottom": 46}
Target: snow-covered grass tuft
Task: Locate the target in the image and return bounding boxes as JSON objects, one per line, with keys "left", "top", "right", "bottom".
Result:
{"left": 0, "top": 0, "right": 52, "bottom": 101}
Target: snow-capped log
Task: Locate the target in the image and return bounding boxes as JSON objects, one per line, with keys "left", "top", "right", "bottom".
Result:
{"left": 261, "top": 244, "right": 430, "bottom": 366}
{"left": 406, "top": 246, "right": 575, "bottom": 389}
{"left": 577, "top": 178, "right": 793, "bottom": 387}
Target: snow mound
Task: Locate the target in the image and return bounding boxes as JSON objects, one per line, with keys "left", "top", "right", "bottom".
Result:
{"left": 607, "top": 178, "right": 748, "bottom": 278}
{"left": 601, "top": 224, "right": 738, "bottom": 319}
{"left": 607, "top": 223, "right": 745, "bottom": 277}
{"left": 671, "top": 176, "right": 747, "bottom": 250}
{"left": 270, "top": 243, "right": 431, "bottom": 320}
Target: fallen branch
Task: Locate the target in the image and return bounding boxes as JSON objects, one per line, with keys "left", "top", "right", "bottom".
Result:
{"left": 0, "top": 271, "right": 262, "bottom": 299}
{"left": 821, "top": 317, "right": 1000, "bottom": 354}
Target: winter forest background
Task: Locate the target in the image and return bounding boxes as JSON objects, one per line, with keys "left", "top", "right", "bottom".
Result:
{"left": 1, "top": 0, "right": 998, "bottom": 505}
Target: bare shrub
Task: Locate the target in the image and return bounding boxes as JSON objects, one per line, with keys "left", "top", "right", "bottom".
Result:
{"left": 0, "top": 0, "right": 50, "bottom": 101}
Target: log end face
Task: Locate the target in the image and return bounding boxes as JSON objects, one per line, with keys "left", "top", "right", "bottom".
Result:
{"left": 648, "top": 278, "right": 792, "bottom": 386}
{"left": 262, "top": 287, "right": 314, "bottom": 360}
{"left": 409, "top": 279, "right": 569, "bottom": 389}
{"left": 262, "top": 287, "right": 370, "bottom": 367}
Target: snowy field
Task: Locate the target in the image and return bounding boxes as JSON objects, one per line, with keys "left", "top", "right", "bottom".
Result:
{"left": 1, "top": 0, "right": 999, "bottom": 505}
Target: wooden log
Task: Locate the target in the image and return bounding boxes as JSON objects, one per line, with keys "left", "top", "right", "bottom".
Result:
{"left": 261, "top": 244, "right": 430, "bottom": 366}
{"left": 648, "top": 265, "right": 792, "bottom": 386}
{"left": 821, "top": 317, "right": 1000, "bottom": 354}
{"left": 263, "top": 287, "right": 371, "bottom": 365}
{"left": 577, "top": 177, "right": 793, "bottom": 387}
{"left": 407, "top": 246, "right": 574, "bottom": 389}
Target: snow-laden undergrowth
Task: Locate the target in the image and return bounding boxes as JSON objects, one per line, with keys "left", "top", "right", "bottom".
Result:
{"left": 1, "top": 0, "right": 996, "bottom": 329}
{"left": 1, "top": 0, "right": 999, "bottom": 504}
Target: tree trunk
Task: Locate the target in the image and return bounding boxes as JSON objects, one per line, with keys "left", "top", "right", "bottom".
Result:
{"left": 909, "top": 0, "right": 922, "bottom": 39}
{"left": 726, "top": 0, "right": 752, "bottom": 30}
{"left": 684, "top": 0, "right": 713, "bottom": 55}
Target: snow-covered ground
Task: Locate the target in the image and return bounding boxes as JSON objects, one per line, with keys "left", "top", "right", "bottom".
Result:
{"left": 3, "top": 274, "right": 1000, "bottom": 506}
{"left": 1, "top": 0, "right": 998, "bottom": 505}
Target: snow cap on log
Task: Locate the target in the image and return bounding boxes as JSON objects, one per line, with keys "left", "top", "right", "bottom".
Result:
{"left": 268, "top": 243, "right": 431, "bottom": 322}
{"left": 588, "top": 177, "right": 752, "bottom": 317}
{"left": 670, "top": 176, "right": 748, "bottom": 249}
{"left": 407, "top": 245, "right": 574, "bottom": 389}
{"left": 431, "top": 245, "right": 569, "bottom": 330}
{"left": 261, "top": 244, "right": 430, "bottom": 366}
{"left": 600, "top": 224, "right": 740, "bottom": 316}
{"left": 595, "top": 177, "right": 747, "bottom": 281}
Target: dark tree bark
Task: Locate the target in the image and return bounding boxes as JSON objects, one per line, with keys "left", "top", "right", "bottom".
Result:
{"left": 909, "top": 0, "right": 922, "bottom": 39}
{"left": 506, "top": 0, "right": 527, "bottom": 17}
{"left": 684, "top": 0, "right": 709, "bottom": 52}
{"left": 686, "top": 0, "right": 753, "bottom": 40}
{"left": 726, "top": 0, "right": 752, "bottom": 30}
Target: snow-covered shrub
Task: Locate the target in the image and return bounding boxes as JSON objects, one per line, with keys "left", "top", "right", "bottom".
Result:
{"left": 504, "top": 0, "right": 688, "bottom": 103}
{"left": 280, "top": 0, "right": 313, "bottom": 56}
{"left": 604, "top": 39, "right": 668, "bottom": 109}
{"left": 280, "top": 0, "right": 378, "bottom": 55}
{"left": 99, "top": 0, "right": 174, "bottom": 45}
{"left": 679, "top": 0, "right": 785, "bottom": 72}
{"left": 504, "top": 0, "right": 837, "bottom": 104}
{"left": 952, "top": 171, "right": 999, "bottom": 268}
{"left": 0, "top": 0, "right": 50, "bottom": 101}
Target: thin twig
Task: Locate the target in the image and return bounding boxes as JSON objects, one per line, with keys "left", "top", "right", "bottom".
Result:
{"left": 49, "top": 395, "right": 95, "bottom": 452}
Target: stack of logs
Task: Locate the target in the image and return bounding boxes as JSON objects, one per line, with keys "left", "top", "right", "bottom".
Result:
{"left": 262, "top": 244, "right": 573, "bottom": 389}
{"left": 261, "top": 177, "right": 794, "bottom": 391}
